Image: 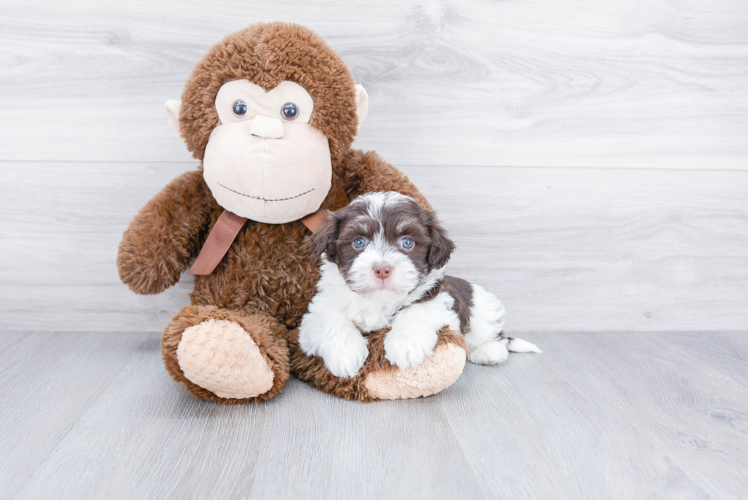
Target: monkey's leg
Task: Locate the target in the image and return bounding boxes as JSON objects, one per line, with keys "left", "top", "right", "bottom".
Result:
{"left": 289, "top": 326, "right": 467, "bottom": 402}
{"left": 162, "top": 305, "right": 289, "bottom": 403}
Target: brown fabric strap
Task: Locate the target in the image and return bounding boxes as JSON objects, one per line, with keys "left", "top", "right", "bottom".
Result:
{"left": 189, "top": 210, "right": 248, "bottom": 275}
{"left": 189, "top": 208, "right": 326, "bottom": 276}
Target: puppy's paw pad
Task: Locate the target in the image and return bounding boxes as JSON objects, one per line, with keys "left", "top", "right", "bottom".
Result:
{"left": 469, "top": 341, "right": 509, "bottom": 365}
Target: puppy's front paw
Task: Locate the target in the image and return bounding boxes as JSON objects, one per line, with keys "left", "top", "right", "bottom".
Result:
{"left": 384, "top": 328, "right": 439, "bottom": 370}
{"left": 321, "top": 331, "right": 369, "bottom": 378}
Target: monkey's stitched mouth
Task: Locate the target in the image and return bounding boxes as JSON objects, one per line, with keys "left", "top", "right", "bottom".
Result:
{"left": 217, "top": 182, "right": 314, "bottom": 202}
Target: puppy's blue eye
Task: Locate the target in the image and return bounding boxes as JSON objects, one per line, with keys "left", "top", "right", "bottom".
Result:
{"left": 400, "top": 237, "right": 414, "bottom": 250}
{"left": 281, "top": 102, "right": 298, "bottom": 120}
{"left": 353, "top": 237, "right": 367, "bottom": 249}
{"left": 233, "top": 100, "right": 248, "bottom": 117}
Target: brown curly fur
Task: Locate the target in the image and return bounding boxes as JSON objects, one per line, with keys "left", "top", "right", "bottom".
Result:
{"left": 118, "top": 22, "right": 458, "bottom": 403}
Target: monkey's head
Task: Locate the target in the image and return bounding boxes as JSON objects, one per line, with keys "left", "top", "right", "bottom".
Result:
{"left": 165, "top": 23, "right": 369, "bottom": 224}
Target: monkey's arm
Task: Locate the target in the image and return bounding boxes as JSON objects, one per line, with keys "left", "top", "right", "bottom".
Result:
{"left": 117, "top": 169, "right": 214, "bottom": 295}
{"left": 336, "top": 149, "right": 432, "bottom": 210}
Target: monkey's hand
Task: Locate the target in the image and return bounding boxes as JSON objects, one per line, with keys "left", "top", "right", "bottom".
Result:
{"left": 117, "top": 170, "right": 213, "bottom": 295}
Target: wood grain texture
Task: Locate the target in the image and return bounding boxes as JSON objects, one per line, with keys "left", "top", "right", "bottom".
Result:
{"left": 3, "top": 162, "right": 747, "bottom": 333}
{"left": 3, "top": 330, "right": 748, "bottom": 499}
{"left": 666, "top": 331, "right": 748, "bottom": 388}
{"left": 441, "top": 332, "right": 748, "bottom": 499}
{"left": 0, "top": 0, "right": 747, "bottom": 167}
{"left": 0, "top": 332, "right": 153, "bottom": 499}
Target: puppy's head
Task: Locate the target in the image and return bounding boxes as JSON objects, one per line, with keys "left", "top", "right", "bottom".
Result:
{"left": 310, "top": 192, "right": 455, "bottom": 301}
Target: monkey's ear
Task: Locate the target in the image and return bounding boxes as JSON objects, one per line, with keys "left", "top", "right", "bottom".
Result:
{"left": 354, "top": 84, "right": 369, "bottom": 131}
{"left": 164, "top": 100, "right": 182, "bottom": 137}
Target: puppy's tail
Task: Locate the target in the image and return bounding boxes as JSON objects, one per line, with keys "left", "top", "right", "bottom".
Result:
{"left": 505, "top": 336, "right": 542, "bottom": 354}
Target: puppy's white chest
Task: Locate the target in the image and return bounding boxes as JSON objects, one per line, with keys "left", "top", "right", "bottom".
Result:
{"left": 351, "top": 305, "right": 395, "bottom": 333}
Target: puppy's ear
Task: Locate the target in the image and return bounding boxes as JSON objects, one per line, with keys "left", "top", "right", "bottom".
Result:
{"left": 425, "top": 211, "right": 455, "bottom": 270}
{"left": 308, "top": 210, "right": 341, "bottom": 262}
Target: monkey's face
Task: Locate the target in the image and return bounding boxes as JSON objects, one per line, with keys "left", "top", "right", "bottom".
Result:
{"left": 167, "top": 23, "right": 370, "bottom": 224}
{"left": 200, "top": 80, "right": 332, "bottom": 224}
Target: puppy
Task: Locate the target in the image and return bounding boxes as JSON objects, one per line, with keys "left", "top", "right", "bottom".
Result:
{"left": 299, "top": 192, "right": 540, "bottom": 378}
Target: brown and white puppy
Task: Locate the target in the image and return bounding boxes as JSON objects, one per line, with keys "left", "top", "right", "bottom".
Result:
{"left": 299, "top": 192, "right": 540, "bottom": 378}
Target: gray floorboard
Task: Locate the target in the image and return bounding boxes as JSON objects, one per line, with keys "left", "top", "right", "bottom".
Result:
{"left": 0, "top": 332, "right": 153, "bottom": 499}
{"left": 665, "top": 332, "right": 748, "bottom": 389}
{"left": 2, "top": 331, "right": 747, "bottom": 500}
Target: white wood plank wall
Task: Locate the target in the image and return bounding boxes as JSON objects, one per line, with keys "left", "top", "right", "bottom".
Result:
{"left": 2, "top": 0, "right": 747, "bottom": 333}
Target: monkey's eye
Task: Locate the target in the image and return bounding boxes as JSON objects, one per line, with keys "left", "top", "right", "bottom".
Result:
{"left": 281, "top": 102, "right": 299, "bottom": 120}
{"left": 352, "top": 237, "right": 368, "bottom": 250}
{"left": 233, "top": 100, "right": 248, "bottom": 117}
{"left": 399, "top": 237, "right": 415, "bottom": 250}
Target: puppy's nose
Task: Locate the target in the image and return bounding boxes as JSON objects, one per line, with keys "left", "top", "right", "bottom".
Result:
{"left": 373, "top": 264, "right": 393, "bottom": 280}
{"left": 250, "top": 115, "right": 284, "bottom": 139}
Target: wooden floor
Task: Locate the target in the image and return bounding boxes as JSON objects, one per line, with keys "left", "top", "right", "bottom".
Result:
{"left": 2, "top": 0, "right": 748, "bottom": 498}
{"left": 1, "top": 331, "right": 747, "bottom": 499}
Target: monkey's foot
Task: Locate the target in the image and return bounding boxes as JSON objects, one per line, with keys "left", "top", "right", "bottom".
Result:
{"left": 162, "top": 305, "right": 289, "bottom": 403}
{"left": 364, "top": 340, "right": 466, "bottom": 400}
{"left": 177, "top": 319, "right": 274, "bottom": 399}
{"left": 290, "top": 326, "right": 467, "bottom": 402}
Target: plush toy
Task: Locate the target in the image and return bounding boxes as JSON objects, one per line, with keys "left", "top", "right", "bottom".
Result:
{"left": 117, "top": 22, "right": 468, "bottom": 403}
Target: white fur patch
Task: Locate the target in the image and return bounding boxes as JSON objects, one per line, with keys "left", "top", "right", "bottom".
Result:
{"left": 353, "top": 191, "right": 407, "bottom": 217}
{"left": 464, "top": 284, "right": 506, "bottom": 352}
{"left": 507, "top": 338, "right": 542, "bottom": 353}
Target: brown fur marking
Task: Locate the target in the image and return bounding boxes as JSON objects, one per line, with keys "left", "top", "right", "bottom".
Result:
{"left": 443, "top": 276, "right": 474, "bottom": 332}
{"left": 411, "top": 278, "right": 473, "bottom": 333}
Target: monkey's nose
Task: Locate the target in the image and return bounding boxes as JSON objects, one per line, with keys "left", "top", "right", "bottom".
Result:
{"left": 250, "top": 115, "right": 284, "bottom": 139}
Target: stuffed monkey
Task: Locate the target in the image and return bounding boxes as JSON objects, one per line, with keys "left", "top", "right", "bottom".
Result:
{"left": 117, "top": 22, "right": 467, "bottom": 403}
